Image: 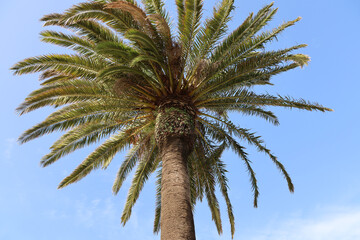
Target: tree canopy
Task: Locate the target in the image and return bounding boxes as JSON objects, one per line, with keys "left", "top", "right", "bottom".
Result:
{"left": 11, "top": 0, "right": 332, "bottom": 237}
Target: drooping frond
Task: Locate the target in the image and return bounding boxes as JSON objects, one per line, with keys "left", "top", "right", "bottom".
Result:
{"left": 153, "top": 167, "right": 162, "bottom": 234}
{"left": 193, "top": 146, "right": 223, "bottom": 234}
{"left": 58, "top": 121, "right": 154, "bottom": 188}
{"left": 113, "top": 131, "right": 154, "bottom": 194}
{"left": 213, "top": 151, "right": 235, "bottom": 238}
{"left": 200, "top": 114, "right": 294, "bottom": 193}
{"left": 197, "top": 118, "right": 260, "bottom": 207}
{"left": 121, "top": 143, "right": 158, "bottom": 224}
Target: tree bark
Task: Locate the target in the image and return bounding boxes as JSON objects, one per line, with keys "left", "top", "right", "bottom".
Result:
{"left": 160, "top": 136, "right": 196, "bottom": 240}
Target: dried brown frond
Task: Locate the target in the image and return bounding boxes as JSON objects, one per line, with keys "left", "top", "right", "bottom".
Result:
{"left": 147, "top": 14, "right": 171, "bottom": 43}
{"left": 113, "top": 74, "right": 158, "bottom": 103}
{"left": 168, "top": 42, "right": 182, "bottom": 64}
{"left": 192, "top": 60, "right": 221, "bottom": 88}
{"left": 167, "top": 42, "right": 183, "bottom": 80}
{"left": 113, "top": 74, "right": 144, "bottom": 94}
{"left": 193, "top": 59, "right": 209, "bottom": 82}
{"left": 113, "top": 77, "right": 134, "bottom": 96}
{"left": 105, "top": 1, "right": 154, "bottom": 34}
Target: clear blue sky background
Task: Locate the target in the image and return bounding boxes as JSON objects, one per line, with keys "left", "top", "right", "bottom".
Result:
{"left": 1, "top": 0, "right": 359, "bottom": 239}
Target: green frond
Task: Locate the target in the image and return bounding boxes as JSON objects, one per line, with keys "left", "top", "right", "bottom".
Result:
{"left": 16, "top": 80, "right": 115, "bottom": 114}
{"left": 191, "top": 0, "right": 234, "bottom": 62}
{"left": 40, "top": 30, "right": 96, "bottom": 56}
{"left": 204, "top": 143, "right": 235, "bottom": 238}
{"left": 41, "top": 122, "right": 121, "bottom": 167}
{"left": 58, "top": 131, "right": 132, "bottom": 188}
{"left": 197, "top": 89, "right": 332, "bottom": 113}
{"left": 238, "top": 147, "right": 259, "bottom": 208}
{"left": 41, "top": 75, "right": 76, "bottom": 85}
{"left": 41, "top": 13, "right": 63, "bottom": 26}
{"left": 18, "top": 103, "right": 135, "bottom": 144}
{"left": 69, "top": 20, "right": 122, "bottom": 43}
{"left": 179, "top": 0, "right": 203, "bottom": 65}
{"left": 41, "top": 114, "right": 150, "bottom": 167}
{"left": 153, "top": 167, "right": 162, "bottom": 234}
{"left": 202, "top": 115, "right": 294, "bottom": 193}
{"left": 198, "top": 118, "right": 260, "bottom": 207}
{"left": 176, "top": 0, "right": 185, "bottom": 36}
{"left": 237, "top": 131, "right": 294, "bottom": 192}
{"left": 11, "top": 54, "right": 104, "bottom": 78}
{"left": 112, "top": 133, "right": 153, "bottom": 194}
{"left": 213, "top": 156, "right": 235, "bottom": 238}
{"left": 193, "top": 147, "right": 223, "bottom": 234}
{"left": 43, "top": 11, "right": 123, "bottom": 43}
{"left": 130, "top": 54, "right": 165, "bottom": 69}
{"left": 95, "top": 41, "right": 139, "bottom": 63}
{"left": 125, "top": 29, "right": 162, "bottom": 56}
{"left": 98, "top": 65, "right": 149, "bottom": 79}
{"left": 211, "top": 3, "right": 277, "bottom": 62}
{"left": 58, "top": 1, "right": 137, "bottom": 35}
{"left": 204, "top": 105, "right": 279, "bottom": 126}
{"left": 58, "top": 122, "right": 153, "bottom": 189}
{"left": 121, "top": 143, "right": 158, "bottom": 224}
{"left": 285, "top": 53, "right": 310, "bottom": 68}
{"left": 193, "top": 44, "right": 308, "bottom": 98}
{"left": 251, "top": 94, "right": 333, "bottom": 112}
{"left": 224, "top": 16, "right": 302, "bottom": 66}
{"left": 205, "top": 184, "right": 223, "bottom": 234}
{"left": 141, "top": 0, "right": 169, "bottom": 23}
{"left": 19, "top": 106, "right": 129, "bottom": 143}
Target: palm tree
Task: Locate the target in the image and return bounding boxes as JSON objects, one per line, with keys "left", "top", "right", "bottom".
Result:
{"left": 11, "top": 0, "right": 331, "bottom": 239}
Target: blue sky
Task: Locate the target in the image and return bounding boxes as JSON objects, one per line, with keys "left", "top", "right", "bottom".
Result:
{"left": 1, "top": 0, "right": 359, "bottom": 239}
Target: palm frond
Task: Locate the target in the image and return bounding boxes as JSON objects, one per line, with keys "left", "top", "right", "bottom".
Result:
{"left": 190, "top": 0, "right": 234, "bottom": 64}
{"left": 198, "top": 118, "right": 260, "bottom": 207}
{"left": 142, "top": 0, "right": 169, "bottom": 22}
{"left": 112, "top": 132, "right": 153, "bottom": 194}
{"left": 40, "top": 30, "right": 96, "bottom": 56}
{"left": 179, "top": 0, "right": 203, "bottom": 68}
{"left": 153, "top": 167, "right": 162, "bottom": 234}
{"left": 58, "top": 121, "right": 153, "bottom": 188}
{"left": 56, "top": 1, "right": 137, "bottom": 35}
{"left": 121, "top": 143, "right": 158, "bottom": 224}
{"left": 11, "top": 54, "right": 103, "bottom": 78}
{"left": 211, "top": 3, "right": 276, "bottom": 62}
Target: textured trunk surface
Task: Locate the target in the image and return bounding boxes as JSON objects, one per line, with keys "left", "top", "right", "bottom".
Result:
{"left": 160, "top": 136, "right": 196, "bottom": 240}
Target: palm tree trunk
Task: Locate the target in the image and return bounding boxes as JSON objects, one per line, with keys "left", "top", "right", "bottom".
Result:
{"left": 160, "top": 136, "right": 196, "bottom": 240}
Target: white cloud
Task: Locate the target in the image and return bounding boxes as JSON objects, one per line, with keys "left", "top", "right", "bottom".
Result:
{"left": 248, "top": 206, "right": 360, "bottom": 240}
{"left": 3, "top": 138, "right": 16, "bottom": 160}
{"left": 72, "top": 197, "right": 118, "bottom": 228}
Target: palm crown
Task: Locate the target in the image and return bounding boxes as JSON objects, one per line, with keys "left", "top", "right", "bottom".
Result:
{"left": 12, "top": 0, "right": 331, "bottom": 238}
